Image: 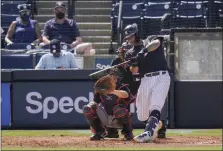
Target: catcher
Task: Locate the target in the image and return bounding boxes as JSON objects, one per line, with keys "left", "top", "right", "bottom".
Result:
{"left": 83, "top": 72, "right": 134, "bottom": 141}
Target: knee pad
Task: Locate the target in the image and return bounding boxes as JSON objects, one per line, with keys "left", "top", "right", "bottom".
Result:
{"left": 83, "top": 102, "right": 97, "bottom": 119}
{"left": 113, "top": 104, "right": 129, "bottom": 119}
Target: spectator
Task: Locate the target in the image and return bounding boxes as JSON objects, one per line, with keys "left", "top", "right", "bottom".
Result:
{"left": 35, "top": 39, "right": 79, "bottom": 69}
{"left": 41, "top": 1, "right": 94, "bottom": 55}
{"left": 5, "top": 4, "right": 42, "bottom": 48}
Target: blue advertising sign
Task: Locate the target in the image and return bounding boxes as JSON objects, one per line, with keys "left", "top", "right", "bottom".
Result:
{"left": 13, "top": 81, "right": 95, "bottom": 127}
{"left": 95, "top": 58, "right": 113, "bottom": 69}
{"left": 1, "top": 83, "right": 11, "bottom": 127}
{"left": 12, "top": 81, "right": 144, "bottom": 128}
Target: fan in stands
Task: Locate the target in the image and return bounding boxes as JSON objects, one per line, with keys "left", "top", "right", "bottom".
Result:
{"left": 40, "top": 1, "right": 95, "bottom": 55}
{"left": 4, "top": 3, "right": 42, "bottom": 50}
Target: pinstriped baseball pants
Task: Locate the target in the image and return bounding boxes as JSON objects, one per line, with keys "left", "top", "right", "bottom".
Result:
{"left": 136, "top": 71, "right": 170, "bottom": 121}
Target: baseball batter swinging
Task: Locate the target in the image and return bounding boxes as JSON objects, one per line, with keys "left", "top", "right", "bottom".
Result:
{"left": 129, "top": 34, "right": 171, "bottom": 143}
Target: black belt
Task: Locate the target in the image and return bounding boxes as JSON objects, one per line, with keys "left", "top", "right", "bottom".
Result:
{"left": 144, "top": 71, "right": 167, "bottom": 77}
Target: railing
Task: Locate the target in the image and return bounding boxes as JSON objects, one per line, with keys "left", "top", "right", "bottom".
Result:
{"left": 117, "top": 0, "right": 123, "bottom": 45}
{"left": 68, "top": 0, "right": 75, "bottom": 19}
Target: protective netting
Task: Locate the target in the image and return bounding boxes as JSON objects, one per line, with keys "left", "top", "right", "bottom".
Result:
{"left": 111, "top": 0, "right": 223, "bottom": 42}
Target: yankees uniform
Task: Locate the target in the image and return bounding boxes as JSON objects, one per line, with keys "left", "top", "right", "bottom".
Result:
{"left": 131, "top": 35, "right": 170, "bottom": 143}
{"left": 123, "top": 24, "right": 168, "bottom": 138}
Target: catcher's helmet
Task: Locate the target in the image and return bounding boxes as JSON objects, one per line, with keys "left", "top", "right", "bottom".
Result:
{"left": 123, "top": 23, "right": 138, "bottom": 40}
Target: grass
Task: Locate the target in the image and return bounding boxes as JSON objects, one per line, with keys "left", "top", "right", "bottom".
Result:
{"left": 2, "top": 129, "right": 222, "bottom": 150}
{"left": 2, "top": 129, "right": 222, "bottom": 137}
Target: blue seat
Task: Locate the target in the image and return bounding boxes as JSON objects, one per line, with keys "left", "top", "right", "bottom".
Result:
{"left": 143, "top": 2, "right": 172, "bottom": 36}
{"left": 1, "top": 54, "right": 34, "bottom": 69}
{"left": 147, "top": 0, "right": 171, "bottom": 3}
{"left": 111, "top": 2, "right": 144, "bottom": 41}
{"left": 172, "top": 1, "right": 207, "bottom": 28}
{"left": 2, "top": 0, "right": 26, "bottom": 3}
{"left": 4, "top": 43, "right": 35, "bottom": 50}
{"left": 214, "top": 1, "right": 223, "bottom": 27}
{"left": 113, "top": 0, "right": 145, "bottom": 5}
{"left": 1, "top": 14, "right": 19, "bottom": 27}
{"left": 35, "top": 53, "right": 48, "bottom": 67}
{"left": 1, "top": 3, "right": 20, "bottom": 15}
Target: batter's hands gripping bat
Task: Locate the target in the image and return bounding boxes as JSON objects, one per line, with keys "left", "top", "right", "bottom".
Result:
{"left": 89, "top": 60, "right": 131, "bottom": 79}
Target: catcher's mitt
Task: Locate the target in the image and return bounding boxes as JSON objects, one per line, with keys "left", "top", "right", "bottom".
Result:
{"left": 94, "top": 75, "right": 116, "bottom": 95}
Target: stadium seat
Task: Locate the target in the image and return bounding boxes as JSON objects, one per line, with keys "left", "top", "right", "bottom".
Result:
{"left": 1, "top": 2, "right": 20, "bottom": 15}
{"left": 172, "top": 1, "right": 207, "bottom": 28}
{"left": 5, "top": 43, "right": 35, "bottom": 50}
{"left": 214, "top": 1, "right": 223, "bottom": 27}
{"left": 2, "top": 0, "right": 26, "bottom": 3}
{"left": 35, "top": 53, "right": 48, "bottom": 67}
{"left": 143, "top": 2, "right": 172, "bottom": 36}
{"left": 1, "top": 54, "right": 34, "bottom": 69}
{"left": 1, "top": 14, "right": 19, "bottom": 27}
{"left": 111, "top": 2, "right": 144, "bottom": 42}
{"left": 147, "top": 0, "right": 171, "bottom": 3}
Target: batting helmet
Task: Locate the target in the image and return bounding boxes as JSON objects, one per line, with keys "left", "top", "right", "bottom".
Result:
{"left": 123, "top": 23, "right": 138, "bottom": 40}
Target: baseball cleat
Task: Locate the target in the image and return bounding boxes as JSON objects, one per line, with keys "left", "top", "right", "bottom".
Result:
{"left": 90, "top": 134, "right": 104, "bottom": 141}
{"left": 134, "top": 120, "right": 162, "bottom": 143}
{"left": 123, "top": 133, "right": 134, "bottom": 141}
{"left": 133, "top": 131, "right": 152, "bottom": 143}
{"left": 90, "top": 132, "right": 107, "bottom": 141}
{"left": 158, "top": 121, "right": 167, "bottom": 138}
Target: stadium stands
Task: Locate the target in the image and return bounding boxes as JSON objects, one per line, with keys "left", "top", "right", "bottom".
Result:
{"left": 1, "top": 14, "right": 19, "bottom": 28}
{"left": 1, "top": 0, "right": 222, "bottom": 69}
{"left": 1, "top": 1, "right": 24, "bottom": 34}
{"left": 214, "top": 1, "right": 223, "bottom": 27}
{"left": 143, "top": 2, "right": 172, "bottom": 36}
{"left": 1, "top": 2, "right": 20, "bottom": 15}
{"left": 1, "top": 54, "right": 34, "bottom": 69}
{"left": 111, "top": 1, "right": 144, "bottom": 42}
{"left": 172, "top": 1, "right": 208, "bottom": 28}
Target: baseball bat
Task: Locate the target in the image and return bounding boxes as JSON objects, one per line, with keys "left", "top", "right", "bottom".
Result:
{"left": 89, "top": 60, "right": 130, "bottom": 78}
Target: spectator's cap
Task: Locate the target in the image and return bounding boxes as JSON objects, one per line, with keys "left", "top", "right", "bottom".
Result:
{"left": 50, "top": 39, "right": 61, "bottom": 53}
{"left": 55, "top": 1, "right": 66, "bottom": 9}
{"left": 123, "top": 23, "right": 138, "bottom": 40}
{"left": 17, "top": 4, "right": 31, "bottom": 12}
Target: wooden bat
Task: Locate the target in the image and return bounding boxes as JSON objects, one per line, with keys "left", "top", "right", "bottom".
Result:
{"left": 89, "top": 60, "right": 130, "bottom": 79}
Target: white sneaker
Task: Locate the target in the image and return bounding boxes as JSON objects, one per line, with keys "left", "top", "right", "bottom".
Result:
{"left": 134, "top": 120, "right": 162, "bottom": 143}
{"left": 133, "top": 131, "right": 152, "bottom": 143}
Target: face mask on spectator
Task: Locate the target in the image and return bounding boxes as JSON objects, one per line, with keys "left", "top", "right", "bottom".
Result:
{"left": 20, "top": 11, "right": 31, "bottom": 21}
{"left": 56, "top": 12, "right": 65, "bottom": 19}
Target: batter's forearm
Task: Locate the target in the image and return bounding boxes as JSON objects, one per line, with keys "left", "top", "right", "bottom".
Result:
{"left": 146, "top": 39, "right": 161, "bottom": 52}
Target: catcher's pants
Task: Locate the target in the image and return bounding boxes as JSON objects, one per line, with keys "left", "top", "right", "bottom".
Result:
{"left": 136, "top": 71, "right": 170, "bottom": 121}
{"left": 96, "top": 104, "right": 123, "bottom": 129}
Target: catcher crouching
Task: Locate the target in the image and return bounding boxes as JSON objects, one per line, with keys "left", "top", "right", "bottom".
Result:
{"left": 83, "top": 73, "right": 134, "bottom": 141}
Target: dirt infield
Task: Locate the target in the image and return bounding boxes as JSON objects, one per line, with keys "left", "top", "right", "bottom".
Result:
{"left": 2, "top": 135, "right": 222, "bottom": 148}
